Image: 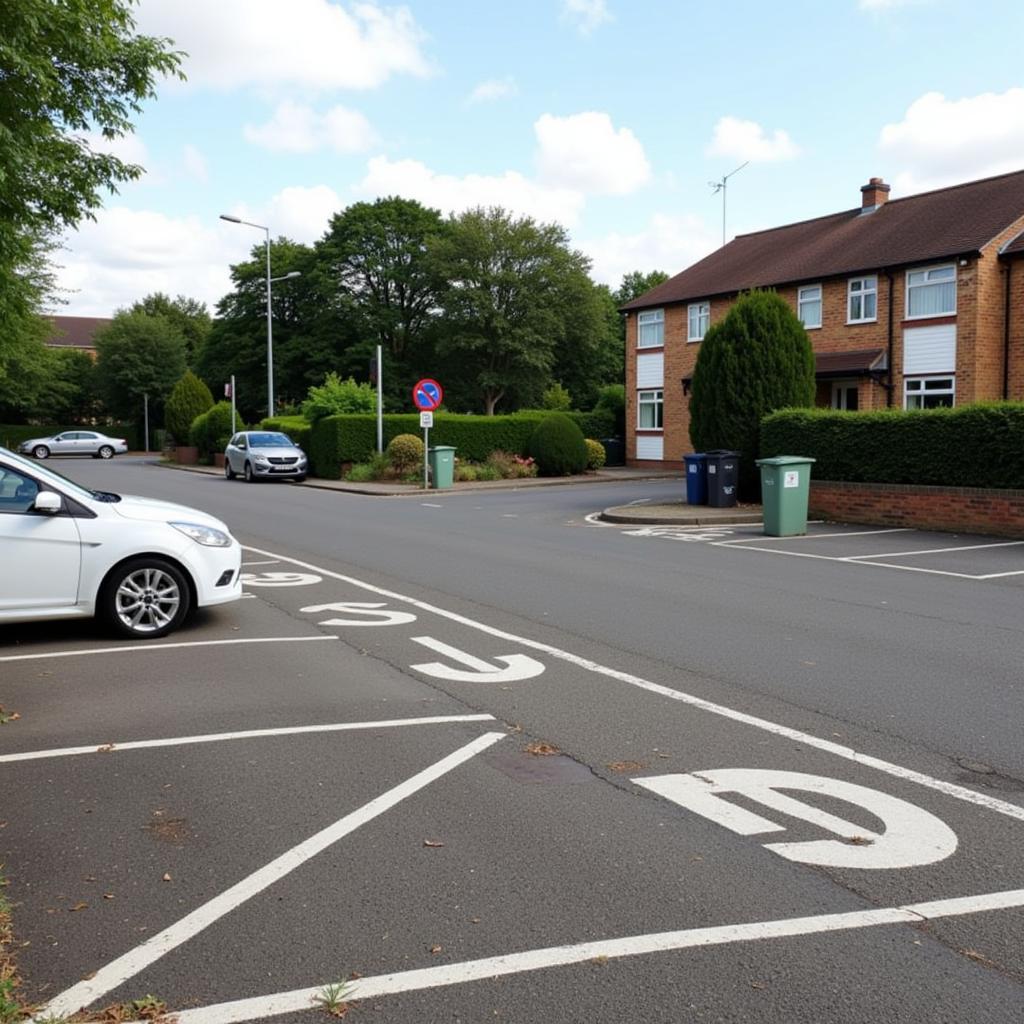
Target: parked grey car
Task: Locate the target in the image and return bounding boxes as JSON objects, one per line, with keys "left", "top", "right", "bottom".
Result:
{"left": 224, "top": 431, "right": 307, "bottom": 483}
{"left": 17, "top": 430, "right": 128, "bottom": 460}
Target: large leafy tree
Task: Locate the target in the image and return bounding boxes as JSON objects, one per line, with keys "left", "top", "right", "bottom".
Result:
{"left": 316, "top": 197, "right": 447, "bottom": 407}
{"left": 689, "top": 290, "right": 815, "bottom": 497}
{"left": 129, "top": 293, "right": 211, "bottom": 367}
{"left": 431, "top": 207, "right": 597, "bottom": 415}
{"left": 93, "top": 310, "right": 186, "bottom": 426}
{"left": 0, "top": 0, "right": 182, "bottom": 378}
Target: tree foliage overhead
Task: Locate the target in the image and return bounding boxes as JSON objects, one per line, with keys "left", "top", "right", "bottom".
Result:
{"left": 689, "top": 290, "right": 816, "bottom": 497}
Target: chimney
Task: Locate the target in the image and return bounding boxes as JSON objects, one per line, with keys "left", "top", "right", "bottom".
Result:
{"left": 860, "top": 177, "right": 891, "bottom": 212}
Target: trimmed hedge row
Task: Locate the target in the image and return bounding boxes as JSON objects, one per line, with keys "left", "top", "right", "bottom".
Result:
{"left": 1, "top": 422, "right": 143, "bottom": 451}
{"left": 261, "top": 409, "right": 620, "bottom": 479}
{"left": 761, "top": 403, "right": 1024, "bottom": 489}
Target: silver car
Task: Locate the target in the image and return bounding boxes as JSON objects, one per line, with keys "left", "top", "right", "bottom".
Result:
{"left": 224, "top": 431, "right": 307, "bottom": 483}
{"left": 18, "top": 430, "right": 128, "bottom": 460}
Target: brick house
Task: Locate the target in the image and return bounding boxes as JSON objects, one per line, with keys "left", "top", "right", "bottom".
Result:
{"left": 620, "top": 170, "right": 1024, "bottom": 467}
{"left": 44, "top": 315, "right": 112, "bottom": 360}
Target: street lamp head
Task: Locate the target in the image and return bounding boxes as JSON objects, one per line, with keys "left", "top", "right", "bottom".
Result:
{"left": 219, "top": 213, "right": 242, "bottom": 223}
{"left": 285, "top": 271, "right": 301, "bottom": 279}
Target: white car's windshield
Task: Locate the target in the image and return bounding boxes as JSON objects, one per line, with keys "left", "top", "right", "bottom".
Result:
{"left": 1, "top": 448, "right": 102, "bottom": 502}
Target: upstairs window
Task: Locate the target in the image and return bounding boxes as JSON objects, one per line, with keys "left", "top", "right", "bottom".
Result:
{"left": 798, "top": 285, "right": 822, "bottom": 328}
{"left": 637, "top": 309, "right": 664, "bottom": 348}
{"left": 906, "top": 264, "right": 956, "bottom": 318}
{"left": 847, "top": 276, "right": 877, "bottom": 323}
{"left": 688, "top": 302, "right": 710, "bottom": 342}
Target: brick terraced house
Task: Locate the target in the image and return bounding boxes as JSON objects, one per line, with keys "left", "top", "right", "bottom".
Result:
{"left": 620, "top": 170, "right": 1024, "bottom": 467}
{"left": 44, "top": 315, "right": 112, "bottom": 359}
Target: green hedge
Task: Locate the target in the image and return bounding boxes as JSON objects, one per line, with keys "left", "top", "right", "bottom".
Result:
{"left": 1, "top": 422, "right": 143, "bottom": 451}
{"left": 761, "top": 403, "right": 1024, "bottom": 489}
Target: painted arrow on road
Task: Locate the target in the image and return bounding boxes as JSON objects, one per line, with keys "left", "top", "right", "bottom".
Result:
{"left": 409, "top": 636, "right": 545, "bottom": 683}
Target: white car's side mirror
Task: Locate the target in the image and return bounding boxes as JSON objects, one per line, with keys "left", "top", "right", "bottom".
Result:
{"left": 34, "top": 491, "right": 62, "bottom": 514}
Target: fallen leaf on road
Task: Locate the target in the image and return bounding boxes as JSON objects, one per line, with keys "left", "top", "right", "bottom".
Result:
{"left": 162, "top": 873, "right": 172, "bottom": 882}
{"left": 103, "top": 893, "right": 115, "bottom": 900}
{"left": 525, "top": 741, "right": 559, "bottom": 756}
{"left": 97, "top": 744, "right": 116, "bottom": 753}
{"left": 70, "top": 902, "right": 88, "bottom": 912}
{"left": 423, "top": 840, "right": 445, "bottom": 848}
{"left": 429, "top": 945, "right": 442, "bottom": 954}
{"left": 607, "top": 761, "right": 645, "bottom": 772}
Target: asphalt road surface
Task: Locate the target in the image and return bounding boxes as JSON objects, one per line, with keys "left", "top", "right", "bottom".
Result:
{"left": 2, "top": 456, "right": 1022, "bottom": 1023}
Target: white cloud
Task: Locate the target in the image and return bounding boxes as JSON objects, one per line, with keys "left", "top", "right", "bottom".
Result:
{"left": 579, "top": 213, "right": 718, "bottom": 289}
{"left": 535, "top": 112, "right": 650, "bottom": 195}
{"left": 263, "top": 185, "right": 345, "bottom": 243}
{"left": 467, "top": 77, "right": 518, "bottom": 104}
{"left": 706, "top": 116, "right": 799, "bottom": 163}
{"left": 54, "top": 208, "right": 235, "bottom": 316}
{"left": 135, "top": 0, "right": 432, "bottom": 91}
{"left": 243, "top": 101, "right": 377, "bottom": 154}
{"left": 354, "top": 156, "right": 586, "bottom": 226}
{"left": 878, "top": 89, "right": 1024, "bottom": 192}
{"left": 562, "top": 0, "right": 612, "bottom": 34}
{"left": 182, "top": 143, "right": 208, "bottom": 182}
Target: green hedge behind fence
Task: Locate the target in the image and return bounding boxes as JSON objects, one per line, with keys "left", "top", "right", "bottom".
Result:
{"left": 1, "top": 422, "right": 143, "bottom": 451}
{"left": 262, "top": 409, "right": 619, "bottom": 479}
{"left": 760, "top": 403, "right": 1024, "bottom": 489}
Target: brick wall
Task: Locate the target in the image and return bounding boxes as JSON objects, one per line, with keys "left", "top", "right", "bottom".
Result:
{"left": 809, "top": 480, "right": 1024, "bottom": 539}
{"left": 1011, "top": 259, "right": 1024, "bottom": 400}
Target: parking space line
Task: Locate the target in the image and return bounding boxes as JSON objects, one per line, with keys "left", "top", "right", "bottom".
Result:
{"left": 0, "top": 715, "right": 497, "bottom": 764}
{"left": 845, "top": 540, "right": 1024, "bottom": 560}
{"left": 39, "top": 731, "right": 506, "bottom": 1019}
{"left": 240, "top": 560, "right": 281, "bottom": 566}
{"left": 0, "top": 636, "right": 336, "bottom": 663}
{"left": 240, "top": 545, "right": 1024, "bottom": 824}
{"left": 720, "top": 528, "right": 911, "bottom": 544}
{"left": 170, "top": 887, "right": 1024, "bottom": 1024}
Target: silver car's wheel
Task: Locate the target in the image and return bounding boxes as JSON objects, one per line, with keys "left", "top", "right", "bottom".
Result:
{"left": 244, "top": 461, "right": 256, "bottom": 483}
{"left": 224, "top": 459, "right": 236, "bottom": 480}
{"left": 100, "top": 558, "right": 191, "bottom": 639}
{"left": 98, "top": 445, "right": 114, "bottom": 459}
{"left": 33, "top": 445, "right": 49, "bottom": 459}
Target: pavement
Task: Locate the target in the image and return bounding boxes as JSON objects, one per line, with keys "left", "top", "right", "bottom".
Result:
{"left": 159, "top": 458, "right": 762, "bottom": 524}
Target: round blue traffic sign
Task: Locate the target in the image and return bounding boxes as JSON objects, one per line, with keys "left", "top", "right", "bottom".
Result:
{"left": 412, "top": 378, "right": 443, "bottom": 411}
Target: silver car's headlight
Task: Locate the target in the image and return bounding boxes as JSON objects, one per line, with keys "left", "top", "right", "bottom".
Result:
{"left": 170, "top": 521, "right": 232, "bottom": 547}
{"left": 254, "top": 455, "right": 270, "bottom": 465}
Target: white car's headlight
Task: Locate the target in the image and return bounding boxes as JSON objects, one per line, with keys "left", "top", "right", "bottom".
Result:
{"left": 170, "top": 521, "right": 232, "bottom": 547}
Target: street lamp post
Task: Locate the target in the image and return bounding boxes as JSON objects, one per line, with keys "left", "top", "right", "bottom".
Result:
{"left": 219, "top": 214, "right": 301, "bottom": 418}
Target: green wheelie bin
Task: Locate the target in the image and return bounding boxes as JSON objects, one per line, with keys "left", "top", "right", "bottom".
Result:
{"left": 756, "top": 456, "right": 816, "bottom": 536}
{"left": 427, "top": 445, "right": 456, "bottom": 489}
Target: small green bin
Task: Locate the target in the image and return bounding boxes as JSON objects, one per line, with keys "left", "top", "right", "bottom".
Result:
{"left": 756, "top": 455, "right": 816, "bottom": 536}
{"left": 427, "top": 445, "right": 456, "bottom": 489}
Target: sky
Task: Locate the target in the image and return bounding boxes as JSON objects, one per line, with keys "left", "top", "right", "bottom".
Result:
{"left": 54, "top": 0, "right": 1024, "bottom": 317}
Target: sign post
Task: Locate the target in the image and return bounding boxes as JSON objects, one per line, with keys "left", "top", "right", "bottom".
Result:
{"left": 411, "top": 378, "right": 443, "bottom": 491}
{"left": 226, "top": 377, "right": 236, "bottom": 434}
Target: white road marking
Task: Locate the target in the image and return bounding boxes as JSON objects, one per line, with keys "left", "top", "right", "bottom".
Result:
{"left": 0, "top": 715, "right": 497, "bottom": 765}
{"left": 241, "top": 572, "right": 322, "bottom": 587}
{"left": 169, "top": 888, "right": 1024, "bottom": 1024}
{"left": 626, "top": 498, "right": 651, "bottom": 505}
{"left": 634, "top": 769, "right": 958, "bottom": 869}
{"left": 300, "top": 601, "right": 418, "bottom": 627}
{"left": 0, "top": 636, "right": 336, "bottom": 664}
{"left": 421, "top": 502, "right": 443, "bottom": 508}
{"left": 38, "top": 731, "right": 506, "bottom": 1019}
{"left": 240, "top": 560, "right": 281, "bottom": 566}
{"left": 241, "top": 545, "right": 1024, "bottom": 823}
{"left": 410, "top": 636, "right": 546, "bottom": 683}
{"left": 845, "top": 540, "right": 1024, "bottom": 560}
{"left": 722, "top": 528, "right": 912, "bottom": 544}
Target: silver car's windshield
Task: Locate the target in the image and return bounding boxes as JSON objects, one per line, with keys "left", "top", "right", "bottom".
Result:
{"left": 247, "top": 433, "right": 294, "bottom": 447}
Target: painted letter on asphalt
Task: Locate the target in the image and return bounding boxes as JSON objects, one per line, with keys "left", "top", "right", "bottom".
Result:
{"left": 409, "top": 637, "right": 545, "bottom": 683}
{"left": 300, "top": 602, "right": 418, "bottom": 627}
{"left": 633, "top": 769, "right": 958, "bottom": 869}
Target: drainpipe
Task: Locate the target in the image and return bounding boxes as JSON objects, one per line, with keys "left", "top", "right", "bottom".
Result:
{"left": 1004, "top": 261, "right": 1012, "bottom": 400}
{"left": 885, "top": 269, "right": 895, "bottom": 407}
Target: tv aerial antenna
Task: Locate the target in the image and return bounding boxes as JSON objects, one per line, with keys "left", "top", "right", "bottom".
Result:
{"left": 709, "top": 161, "right": 749, "bottom": 246}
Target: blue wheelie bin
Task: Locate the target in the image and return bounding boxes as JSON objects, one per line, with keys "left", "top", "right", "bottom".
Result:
{"left": 684, "top": 453, "right": 708, "bottom": 505}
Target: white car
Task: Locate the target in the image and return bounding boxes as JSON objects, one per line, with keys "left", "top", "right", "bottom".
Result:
{"left": 0, "top": 447, "right": 242, "bottom": 639}
{"left": 17, "top": 430, "right": 129, "bottom": 459}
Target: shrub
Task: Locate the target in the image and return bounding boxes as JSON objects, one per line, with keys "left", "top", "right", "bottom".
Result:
{"left": 344, "top": 452, "right": 390, "bottom": 482}
{"left": 301, "top": 372, "right": 376, "bottom": 423}
{"left": 189, "top": 401, "right": 235, "bottom": 458}
{"left": 584, "top": 438, "right": 606, "bottom": 470}
{"left": 165, "top": 371, "right": 213, "bottom": 444}
{"left": 386, "top": 433, "right": 424, "bottom": 473}
{"left": 690, "top": 290, "right": 815, "bottom": 498}
{"left": 528, "top": 412, "right": 588, "bottom": 476}
{"left": 542, "top": 383, "right": 572, "bottom": 411}
{"left": 455, "top": 463, "right": 479, "bottom": 482}
{"left": 595, "top": 384, "right": 626, "bottom": 436}
{"left": 761, "top": 402, "right": 1024, "bottom": 489}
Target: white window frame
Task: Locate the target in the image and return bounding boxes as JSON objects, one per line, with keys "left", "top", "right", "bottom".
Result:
{"left": 830, "top": 381, "right": 859, "bottom": 410}
{"left": 847, "top": 275, "right": 877, "bottom": 324}
{"left": 637, "top": 389, "right": 664, "bottom": 430}
{"left": 637, "top": 309, "right": 664, "bottom": 348}
{"left": 905, "top": 263, "right": 956, "bottom": 320}
{"left": 797, "top": 284, "right": 822, "bottom": 329}
{"left": 904, "top": 375, "right": 956, "bottom": 410}
{"left": 687, "top": 302, "right": 710, "bottom": 342}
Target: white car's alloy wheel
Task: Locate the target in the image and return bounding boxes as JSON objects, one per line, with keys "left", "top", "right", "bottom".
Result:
{"left": 102, "top": 559, "right": 191, "bottom": 638}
